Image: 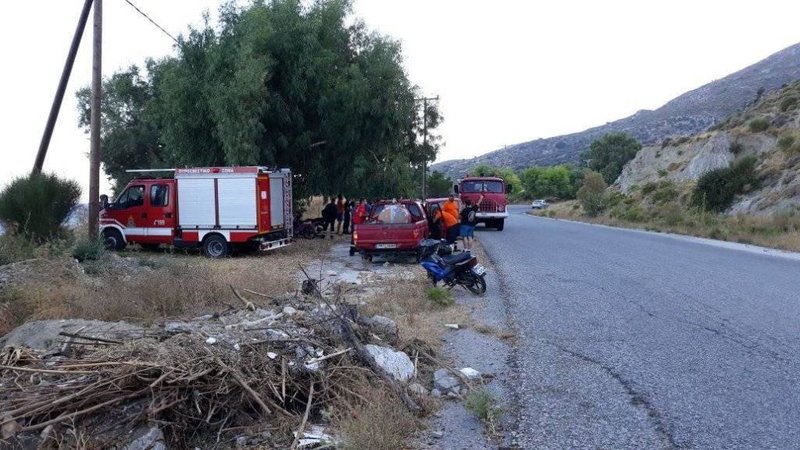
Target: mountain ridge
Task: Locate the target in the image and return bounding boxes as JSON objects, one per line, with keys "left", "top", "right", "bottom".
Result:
{"left": 432, "top": 42, "right": 800, "bottom": 178}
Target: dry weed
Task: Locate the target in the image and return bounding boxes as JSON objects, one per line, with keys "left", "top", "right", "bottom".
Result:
{"left": 335, "top": 386, "right": 420, "bottom": 450}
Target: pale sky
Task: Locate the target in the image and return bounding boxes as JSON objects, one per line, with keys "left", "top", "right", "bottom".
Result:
{"left": 2, "top": 0, "right": 800, "bottom": 200}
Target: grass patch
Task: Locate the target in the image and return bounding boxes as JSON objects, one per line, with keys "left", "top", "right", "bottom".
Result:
{"left": 426, "top": 286, "right": 454, "bottom": 307}
{"left": 466, "top": 387, "right": 502, "bottom": 436}
{"left": 71, "top": 237, "right": 106, "bottom": 262}
{"left": 336, "top": 388, "right": 420, "bottom": 450}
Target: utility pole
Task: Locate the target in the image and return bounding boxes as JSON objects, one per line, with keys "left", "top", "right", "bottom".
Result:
{"left": 88, "top": 0, "right": 102, "bottom": 238}
{"left": 416, "top": 95, "right": 439, "bottom": 200}
{"left": 32, "top": 0, "right": 94, "bottom": 175}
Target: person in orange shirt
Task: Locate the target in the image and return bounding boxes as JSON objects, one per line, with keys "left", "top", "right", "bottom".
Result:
{"left": 442, "top": 193, "right": 460, "bottom": 221}
{"left": 433, "top": 206, "right": 459, "bottom": 244}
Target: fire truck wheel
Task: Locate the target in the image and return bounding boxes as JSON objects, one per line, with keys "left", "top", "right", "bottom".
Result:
{"left": 202, "top": 234, "right": 230, "bottom": 258}
{"left": 102, "top": 229, "right": 126, "bottom": 251}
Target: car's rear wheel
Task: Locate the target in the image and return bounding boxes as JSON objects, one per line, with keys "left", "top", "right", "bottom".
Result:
{"left": 496, "top": 219, "right": 505, "bottom": 231}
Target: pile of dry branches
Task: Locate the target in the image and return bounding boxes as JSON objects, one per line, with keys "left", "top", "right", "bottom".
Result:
{"left": 0, "top": 281, "right": 417, "bottom": 448}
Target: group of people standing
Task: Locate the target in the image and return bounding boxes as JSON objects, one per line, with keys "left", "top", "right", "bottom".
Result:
{"left": 430, "top": 193, "right": 483, "bottom": 251}
{"left": 321, "top": 195, "right": 371, "bottom": 239}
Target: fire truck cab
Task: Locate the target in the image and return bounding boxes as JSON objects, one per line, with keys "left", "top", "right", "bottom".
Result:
{"left": 100, "top": 166, "right": 292, "bottom": 257}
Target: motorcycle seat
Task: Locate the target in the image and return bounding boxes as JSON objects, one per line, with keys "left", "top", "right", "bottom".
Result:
{"left": 441, "top": 252, "right": 473, "bottom": 266}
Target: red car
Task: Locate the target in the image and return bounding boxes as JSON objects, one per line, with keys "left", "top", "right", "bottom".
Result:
{"left": 352, "top": 200, "right": 429, "bottom": 258}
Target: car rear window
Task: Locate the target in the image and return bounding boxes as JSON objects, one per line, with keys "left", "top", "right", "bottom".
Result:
{"left": 370, "top": 204, "right": 412, "bottom": 224}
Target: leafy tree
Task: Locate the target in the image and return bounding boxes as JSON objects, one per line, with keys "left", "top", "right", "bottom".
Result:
{"left": 582, "top": 133, "right": 642, "bottom": 184}
{"left": 0, "top": 174, "right": 81, "bottom": 243}
{"left": 576, "top": 170, "right": 607, "bottom": 216}
{"left": 427, "top": 171, "right": 454, "bottom": 197}
{"left": 77, "top": 0, "right": 440, "bottom": 199}
{"left": 521, "top": 165, "right": 578, "bottom": 199}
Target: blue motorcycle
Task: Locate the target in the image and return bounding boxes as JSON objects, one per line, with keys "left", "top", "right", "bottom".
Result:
{"left": 418, "top": 239, "right": 487, "bottom": 295}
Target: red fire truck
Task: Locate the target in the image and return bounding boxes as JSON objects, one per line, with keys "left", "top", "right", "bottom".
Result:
{"left": 99, "top": 166, "right": 293, "bottom": 257}
{"left": 454, "top": 176, "right": 511, "bottom": 231}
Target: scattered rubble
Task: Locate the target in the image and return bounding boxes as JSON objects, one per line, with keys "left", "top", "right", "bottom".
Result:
{"left": 0, "top": 283, "right": 425, "bottom": 448}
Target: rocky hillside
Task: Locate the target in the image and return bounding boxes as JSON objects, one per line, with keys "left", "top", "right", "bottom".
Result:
{"left": 434, "top": 42, "right": 800, "bottom": 178}
{"left": 617, "top": 80, "right": 800, "bottom": 216}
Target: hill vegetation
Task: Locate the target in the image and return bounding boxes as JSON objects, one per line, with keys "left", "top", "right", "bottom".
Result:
{"left": 536, "top": 80, "right": 800, "bottom": 252}
{"left": 433, "top": 43, "right": 800, "bottom": 178}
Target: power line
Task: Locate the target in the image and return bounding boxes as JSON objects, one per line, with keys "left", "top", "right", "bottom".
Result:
{"left": 121, "top": 0, "right": 180, "bottom": 45}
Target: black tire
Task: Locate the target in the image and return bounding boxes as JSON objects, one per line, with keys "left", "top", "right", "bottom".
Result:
{"left": 202, "top": 234, "right": 230, "bottom": 258}
{"left": 102, "top": 228, "right": 126, "bottom": 251}
{"left": 495, "top": 219, "right": 505, "bottom": 231}
{"left": 349, "top": 246, "right": 356, "bottom": 256}
{"left": 460, "top": 271, "right": 487, "bottom": 295}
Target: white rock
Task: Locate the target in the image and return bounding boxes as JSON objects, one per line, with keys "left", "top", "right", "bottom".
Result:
{"left": 444, "top": 323, "right": 460, "bottom": 329}
{"left": 459, "top": 367, "right": 482, "bottom": 380}
{"left": 365, "top": 344, "right": 415, "bottom": 382}
{"left": 123, "top": 425, "right": 166, "bottom": 450}
{"left": 205, "top": 337, "right": 217, "bottom": 345}
{"left": 267, "top": 352, "right": 278, "bottom": 360}
{"left": 283, "top": 306, "right": 298, "bottom": 316}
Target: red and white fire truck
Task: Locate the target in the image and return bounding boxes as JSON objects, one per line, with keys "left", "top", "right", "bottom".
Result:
{"left": 99, "top": 166, "right": 293, "bottom": 257}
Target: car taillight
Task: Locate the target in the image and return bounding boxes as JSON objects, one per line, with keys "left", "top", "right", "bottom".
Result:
{"left": 353, "top": 231, "right": 358, "bottom": 242}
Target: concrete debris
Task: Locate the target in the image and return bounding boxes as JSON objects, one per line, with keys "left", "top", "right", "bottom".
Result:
{"left": 123, "top": 425, "right": 166, "bottom": 450}
{"left": 433, "top": 368, "right": 462, "bottom": 394}
{"left": 444, "top": 323, "right": 460, "bottom": 330}
{"left": 205, "top": 337, "right": 217, "bottom": 345}
{"left": 365, "top": 344, "right": 415, "bottom": 382}
{"left": 283, "top": 306, "right": 298, "bottom": 316}
{"left": 459, "top": 367, "right": 482, "bottom": 380}
{"left": 359, "top": 315, "right": 399, "bottom": 343}
{"left": 296, "top": 425, "right": 336, "bottom": 448}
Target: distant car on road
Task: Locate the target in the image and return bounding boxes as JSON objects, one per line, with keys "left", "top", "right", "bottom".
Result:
{"left": 531, "top": 199, "right": 549, "bottom": 209}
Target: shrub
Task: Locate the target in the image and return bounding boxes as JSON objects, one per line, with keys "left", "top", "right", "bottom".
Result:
{"left": 641, "top": 182, "right": 658, "bottom": 195}
{"left": 620, "top": 205, "right": 645, "bottom": 222}
{"left": 657, "top": 202, "right": 684, "bottom": 226}
{"left": 748, "top": 118, "right": 770, "bottom": 132}
{"left": 780, "top": 96, "right": 798, "bottom": 112}
{"left": 576, "top": 171, "right": 608, "bottom": 216}
{"left": 0, "top": 173, "right": 81, "bottom": 243}
{"left": 72, "top": 237, "right": 106, "bottom": 262}
{"left": 729, "top": 142, "right": 744, "bottom": 155}
{"left": 652, "top": 181, "right": 678, "bottom": 204}
{"left": 692, "top": 156, "right": 758, "bottom": 212}
{"left": 426, "top": 286, "right": 454, "bottom": 307}
{"left": 778, "top": 134, "right": 797, "bottom": 152}
{"left": 0, "top": 234, "right": 36, "bottom": 266}
{"left": 657, "top": 169, "right": 668, "bottom": 177}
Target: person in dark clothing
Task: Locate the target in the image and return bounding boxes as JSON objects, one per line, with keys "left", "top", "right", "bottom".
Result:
{"left": 335, "top": 194, "right": 345, "bottom": 234}
{"left": 321, "top": 197, "right": 338, "bottom": 240}
{"left": 459, "top": 195, "right": 483, "bottom": 251}
{"left": 343, "top": 200, "right": 354, "bottom": 234}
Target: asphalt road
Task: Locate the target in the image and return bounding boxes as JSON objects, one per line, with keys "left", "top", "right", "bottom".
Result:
{"left": 478, "top": 205, "right": 800, "bottom": 450}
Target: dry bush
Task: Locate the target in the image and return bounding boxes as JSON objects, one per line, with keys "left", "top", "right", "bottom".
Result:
{"left": 336, "top": 387, "right": 420, "bottom": 450}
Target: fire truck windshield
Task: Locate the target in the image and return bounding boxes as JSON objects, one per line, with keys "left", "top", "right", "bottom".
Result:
{"left": 462, "top": 180, "right": 503, "bottom": 193}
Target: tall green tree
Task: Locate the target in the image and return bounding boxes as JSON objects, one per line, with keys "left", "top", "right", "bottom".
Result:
{"left": 521, "top": 165, "right": 577, "bottom": 199}
{"left": 576, "top": 170, "right": 608, "bottom": 216}
{"left": 581, "top": 133, "right": 641, "bottom": 184}
{"left": 77, "top": 0, "right": 440, "bottom": 199}
{"left": 427, "top": 170, "right": 454, "bottom": 197}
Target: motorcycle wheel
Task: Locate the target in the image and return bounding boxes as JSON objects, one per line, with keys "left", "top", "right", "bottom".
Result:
{"left": 460, "top": 271, "right": 487, "bottom": 295}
